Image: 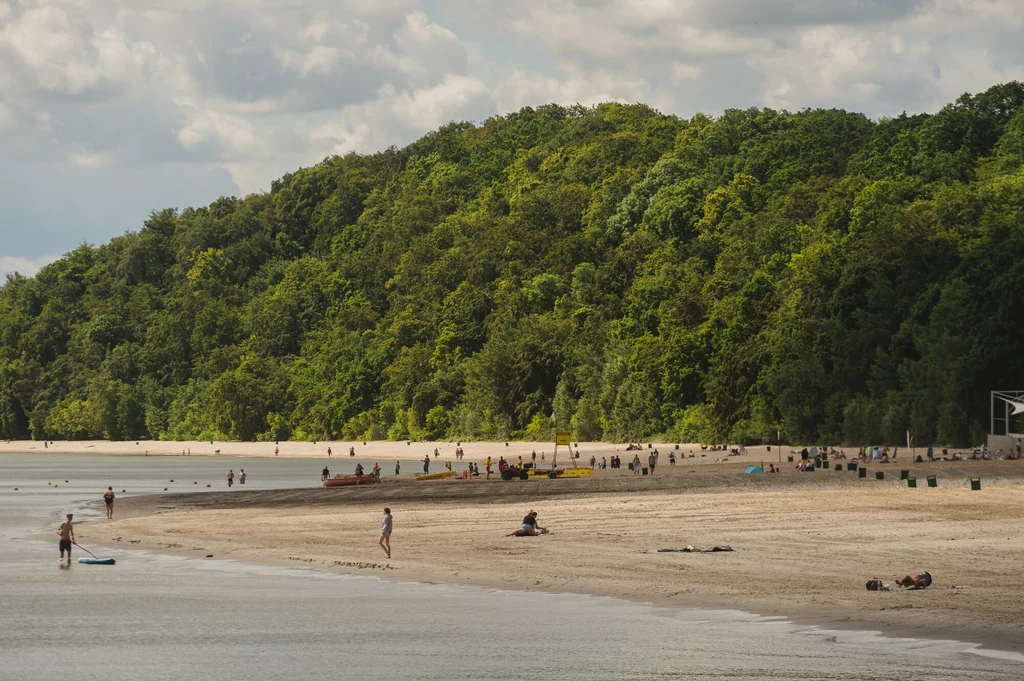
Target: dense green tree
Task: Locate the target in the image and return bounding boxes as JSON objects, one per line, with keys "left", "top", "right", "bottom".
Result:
{"left": 3, "top": 87, "right": 1024, "bottom": 445}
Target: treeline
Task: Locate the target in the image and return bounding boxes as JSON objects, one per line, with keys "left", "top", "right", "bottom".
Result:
{"left": 3, "top": 84, "right": 1024, "bottom": 446}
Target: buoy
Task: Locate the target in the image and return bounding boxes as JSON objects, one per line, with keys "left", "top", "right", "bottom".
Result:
{"left": 121, "top": 489, "right": 125, "bottom": 493}
{"left": 164, "top": 487, "right": 168, "bottom": 491}
{"left": 170, "top": 479, "right": 174, "bottom": 482}
{"left": 54, "top": 484, "right": 58, "bottom": 487}
{"left": 13, "top": 487, "right": 18, "bottom": 491}
{"left": 194, "top": 481, "right": 198, "bottom": 484}
{"left": 206, "top": 484, "right": 211, "bottom": 487}
{"left": 64, "top": 479, "right": 69, "bottom": 483}
{"left": 48, "top": 482, "right": 52, "bottom": 485}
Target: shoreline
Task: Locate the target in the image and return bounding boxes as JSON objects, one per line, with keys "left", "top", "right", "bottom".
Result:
{"left": 77, "top": 466, "right": 1024, "bottom": 655}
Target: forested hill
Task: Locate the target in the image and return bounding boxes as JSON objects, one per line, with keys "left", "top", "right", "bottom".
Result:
{"left": 4, "top": 84, "right": 1024, "bottom": 447}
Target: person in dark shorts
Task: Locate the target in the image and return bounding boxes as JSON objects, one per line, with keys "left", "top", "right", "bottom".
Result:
{"left": 103, "top": 487, "right": 115, "bottom": 519}
{"left": 57, "top": 513, "right": 75, "bottom": 565}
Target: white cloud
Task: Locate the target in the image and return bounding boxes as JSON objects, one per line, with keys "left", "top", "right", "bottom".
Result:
{"left": 69, "top": 150, "right": 110, "bottom": 168}
{"left": 3, "top": 0, "right": 1024, "bottom": 265}
{"left": 0, "top": 253, "right": 62, "bottom": 278}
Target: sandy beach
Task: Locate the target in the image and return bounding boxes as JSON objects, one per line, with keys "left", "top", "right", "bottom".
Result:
{"left": 75, "top": 453, "right": 1024, "bottom": 653}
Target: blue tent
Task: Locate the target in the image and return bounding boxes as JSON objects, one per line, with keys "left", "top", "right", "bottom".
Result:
{"left": 743, "top": 465, "right": 764, "bottom": 474}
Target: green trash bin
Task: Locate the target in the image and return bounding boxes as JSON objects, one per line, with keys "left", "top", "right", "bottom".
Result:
{"left": 836, "top": 466, "right": 843, "bottom": 473}
{"left": 970, "top": 478, "right": 981, "bottom": 491}
{"left": 787, "top": 456, "right": 793, "bottom": 462}
{"left": 628, "top": 463, "right": 634, "bottom": 471}
{"left": 642, "top": 467, "right": 649, "bottom": 475}
{"left": 926, "top": 475, "right": 937, "bottom": 487}
{"left": 675, "top": 444, "right": 679, "bottom": 450}
{"left": 858, "top": 468, "right": 867, "bottom": 478}
{"left": 900, "top": 469, "right": 909, "bottom": 480}
{"left": 875, "top": 471, "right": 884, "bottom": 480}
{"left": 822, "top": 460, "right": 830, "bottom": 469}
{"left": 847, "top": 462, "right": 858, "bottom": 471}
{"left": 907, "top": 477, "right": 917, "bottom": 488}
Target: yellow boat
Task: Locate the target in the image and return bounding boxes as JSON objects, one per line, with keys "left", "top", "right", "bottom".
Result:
{"left": 415, "top": 470, "right": 458, "bottom": 481}
{"left": 527, "top": 467, "right": 594, "bottom": 478}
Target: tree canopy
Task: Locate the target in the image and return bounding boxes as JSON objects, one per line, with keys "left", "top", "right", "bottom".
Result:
{"left": 3, "top": 85, "right": 1024, "bottom": 446}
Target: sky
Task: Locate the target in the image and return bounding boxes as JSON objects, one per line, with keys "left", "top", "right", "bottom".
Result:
{"left": 2, "top": 0, "right": 1023, "bottom": 277}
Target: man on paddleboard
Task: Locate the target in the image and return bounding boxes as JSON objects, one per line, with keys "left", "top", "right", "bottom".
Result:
{"left": 57, "top": 513, "right": 75, "bottom": 565}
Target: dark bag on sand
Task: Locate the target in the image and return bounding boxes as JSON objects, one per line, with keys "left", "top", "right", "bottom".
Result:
{"left": 866, "top": 579, "right": 883, "bottom": 591}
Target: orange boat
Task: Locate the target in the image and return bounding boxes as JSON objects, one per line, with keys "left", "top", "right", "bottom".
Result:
{"left": 323, "top": 475, "right": 379, "bottom": 488}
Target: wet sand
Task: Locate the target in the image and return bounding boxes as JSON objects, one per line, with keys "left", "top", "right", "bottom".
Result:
{"left": 81, "top": 459, "right": 1024, "bottom": 653}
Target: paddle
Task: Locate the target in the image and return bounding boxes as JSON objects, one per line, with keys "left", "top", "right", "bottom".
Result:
{"left": 73, "top": 542, "right": 99, "bottom": 559}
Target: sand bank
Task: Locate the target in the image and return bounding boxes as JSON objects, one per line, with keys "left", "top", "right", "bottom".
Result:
{"left": 82, "top": 460, "right": 1024, "bottom": 652}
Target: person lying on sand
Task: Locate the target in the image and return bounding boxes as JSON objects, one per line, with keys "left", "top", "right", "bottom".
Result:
{"left": 897, "top": 572, "right": 932, "bottom": 588}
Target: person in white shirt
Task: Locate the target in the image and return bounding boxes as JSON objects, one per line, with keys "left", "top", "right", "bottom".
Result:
{"left": 379, "top": 508, "right": 393, "bottom": 559}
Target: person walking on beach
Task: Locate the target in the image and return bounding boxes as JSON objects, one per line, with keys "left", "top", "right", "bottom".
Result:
{"left": 648, "top": 451, "right": 656, "bottom": 475}
{"left": 379, "top": 508, "right": 392, "bottom": 559}
{"left": 239, "top": 469, "right": 246, "bottom": 484}
{"left": 632, "top": 454, "right": 641, "bottom": 475}
{"left": 395, "top": 460, "right": 401, "bottom": 476}
{"left": 322, "top": 465, "right": 330, "bottom": 480}
{"left": 485, "top": 458, "right": 493, "bottom": 479}
{"left": 103, "top": 487, "right": 115, "bottom": 519}
{"left": 373, "top": 462, "right": 381, "bottom": 482}
{"left": 327, "top": 447, "right": 332, "bottom": 458}
{"left": 57, "top": 513, "right": 75, "bottom": 565}
{"left": 227, "top": 470, "right": 234, "bottom": 487}
{"left": 274, "top": 445, "right": 279, "bottom": 456}
{"left": 423, "top": 455, "right": 430, "bottom": 474}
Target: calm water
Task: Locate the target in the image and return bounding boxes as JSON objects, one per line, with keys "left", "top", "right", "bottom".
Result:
{"left": 2, "top": 453, "right": 1022, "bottom": 681}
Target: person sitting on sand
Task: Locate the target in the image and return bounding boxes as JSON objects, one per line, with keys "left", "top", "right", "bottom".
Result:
{"left": 350, "top": 447, "right": 356, "bottom": 457}
{"left": 519, "top": 511, "right": 547, "bottom": 536}
{"left": 897, "top": 572, "right": 932, "bottom": 589}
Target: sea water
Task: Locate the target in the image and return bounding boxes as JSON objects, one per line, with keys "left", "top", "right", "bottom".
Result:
{"left": 2, "top": 453, "right": 1022, "bottom": 681}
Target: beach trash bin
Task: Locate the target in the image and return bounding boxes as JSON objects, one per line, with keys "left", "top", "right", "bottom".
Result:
{"left": 642, "top": 467, "right": 649, "bottom": 475}
{"left": 900, "top": 470, "right": 909, "bottom": 480}
{"left": 675, "top": 444, "right": 679, "bottom": 450}
{"left": 907, "top": 477, "right": 917, "bottom": 488}
{"left": 787, "top": 455, "right": 793, "bottom": 462}
{"left": 858, "top": 467, "right": 867, "bottom": 478}
{"left": 970, "top": 478, "right": 981, "bottom": 491}
{"left": 836, "top": 466, "right": 843, "bottom": 473}
{"left": 926, "top": 475, "right": 937, "bottom": 487}
{"left": 822, "top": 460, "right": 830, "bottom": 469}
{"left": 628, "top": 463, "right": 634, "bottom": 471}
{"left": 875, "top": 471, "right": 884, "bottom": 480}
{"left": 848, "top": 462, "right": 857, "bottom": 471}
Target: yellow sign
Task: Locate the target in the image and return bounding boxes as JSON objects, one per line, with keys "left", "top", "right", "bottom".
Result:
{"left": 556, "top": 431, "right": 571, "bottom": 446}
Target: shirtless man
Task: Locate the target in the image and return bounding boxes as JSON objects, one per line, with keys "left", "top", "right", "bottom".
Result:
{"left": 103, "top": 487, "right": 115, "bottom": 519}
{"left": 57, "top": 513, "right": 75, "bottom": 565}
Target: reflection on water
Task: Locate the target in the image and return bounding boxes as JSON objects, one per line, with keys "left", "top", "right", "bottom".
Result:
{"left": 1, "top": 453, "right": 1022, "bottom": 681}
